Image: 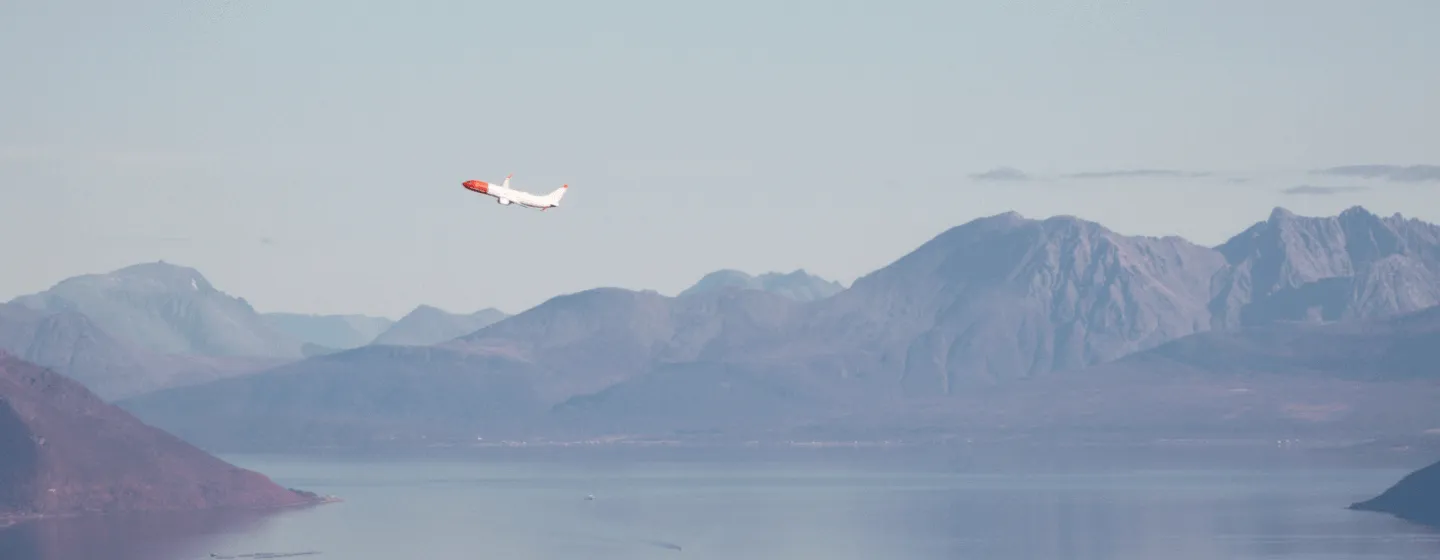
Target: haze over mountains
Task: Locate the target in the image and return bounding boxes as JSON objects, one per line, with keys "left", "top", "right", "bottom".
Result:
{"left": 0, "top": 253, "right": 846, "bottom": 403}
{"left": 0, "top": 301, "right": 287, "bottom": 401}
{"left": 11, "top": 262, "right": 304, "bottom": 360}
{"left": 101, "top": 206, "right": 1440, "bottom": 451}
{"left": 261, "top": 312, "right": 393, "bottom": 351}
{"left": 0, "top": 265, "right": 517, "bottom": 399}
{"left": 0, "top": 263, "right": 310, "bottom": 399}
{"left": 1120, "top": 304, "right": 1440, "bottom": 381}
{"left": 369, "top": 305, "right": 509, "bottom": 347}
{"left": 678, "top": 269, "right": 845, "bottom": 302}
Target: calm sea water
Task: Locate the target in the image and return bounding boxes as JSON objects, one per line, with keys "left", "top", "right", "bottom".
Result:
{"left": 1, "top": 448, "right": 1437, "bottom": 560}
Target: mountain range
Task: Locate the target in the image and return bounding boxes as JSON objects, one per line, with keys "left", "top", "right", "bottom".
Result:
{"left": 103, "top": 205, "right": 1440, "bottom": 451}
{"left": 0, "top": 257, "right": 847, "bottom": 404}
{"left": 0, "top": 268, "right": 501, "bottom": 400}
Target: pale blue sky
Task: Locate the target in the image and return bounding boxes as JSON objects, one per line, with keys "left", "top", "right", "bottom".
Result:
{"left": 2, "top": 0, "right": 1438, "bottom": 317}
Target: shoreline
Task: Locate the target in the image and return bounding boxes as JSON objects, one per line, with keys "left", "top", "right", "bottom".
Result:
{"left": 0, "top": 491, "right": 341, "bottom": 531}
{"left": 215, "top": 435, "right": 1440, "bottom": 461}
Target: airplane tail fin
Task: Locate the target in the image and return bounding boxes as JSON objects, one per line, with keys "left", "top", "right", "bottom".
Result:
{"left": 545, "top": 184, "right": 569, "bottom": 205}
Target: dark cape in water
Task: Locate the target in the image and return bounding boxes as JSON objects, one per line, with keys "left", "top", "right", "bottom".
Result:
{"left": 0, "top": 351, "right": 325, "bottom": 525}
{"left": 1349, "top": 458, "right": 1440, "bottom": 526}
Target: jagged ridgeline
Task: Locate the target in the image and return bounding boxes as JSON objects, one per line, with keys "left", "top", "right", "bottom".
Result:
{"left": 103, "top": 206, "right": 1440, "bottom": 449}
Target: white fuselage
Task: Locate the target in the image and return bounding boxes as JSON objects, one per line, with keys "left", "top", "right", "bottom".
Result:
{"left": 461, "top": 177, "right": 566, "bottom": 210}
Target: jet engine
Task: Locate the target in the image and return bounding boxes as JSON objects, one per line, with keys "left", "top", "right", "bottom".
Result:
{"left": 497, "top": 198, "right": 511, "bottom": 205}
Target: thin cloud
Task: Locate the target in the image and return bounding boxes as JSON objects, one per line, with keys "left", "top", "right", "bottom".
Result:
{"left": 1062, "top": 169, "right": 1210, "bottom": 179}
{"left": 1281, "top": 185, "right": 1370, "bottom": 196}
{"left": 968, "top": 167, "right": 1030, "bottom": 181}
{"left": 1314, "top": 164, "right": 1440, "bottom": 183}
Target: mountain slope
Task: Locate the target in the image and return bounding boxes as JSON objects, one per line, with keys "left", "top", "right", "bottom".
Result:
{"left": 679, "top": 269, "right": 845, "bottom": 302}
{"left": 369, "top": 305, "right": 508, "bottom": 347}
{"left": 1210, "top": 207, "right": 1440, "bottom": 328}
{"left": 1350, "top": 458, "right": 1440, "bottom": 527}
{"left": 1105, "top": 304, "right": 1440, "bottom": 380}
{"left": 549, "top": 306, "right": 1440, "bottom": 440}
{"left": 766, "top": 212, "right": 1228, "bottom": 394}
{"left": 0, "top": 303, "right": 285, "bottom": 401}
{"left": 119, "top": 345, "right": 547, "bottom": 450}
{"left": 261, "top": 312, "right": 393, "bottom": 350}
{"left": 444, "top": 287, "right": 803, "bottom": 401}
{"left": 0, "top": 352, "right": 326, "bottom": 524}
{"left": 933, "top": 303, "right": 1440, "bottom": 440}
{"left": 9, "top": 262, "right": 304, "bottom": 359}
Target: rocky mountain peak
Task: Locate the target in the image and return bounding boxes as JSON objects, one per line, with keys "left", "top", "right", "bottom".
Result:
{"left": 1268, "top": 206, "right": 1297, "bottom": 222}
{"left": 1209, "top": 206, "right": 1440, "bottom": 328}
{"left": 8, "top": 262, "right": 303, "bottom": 359}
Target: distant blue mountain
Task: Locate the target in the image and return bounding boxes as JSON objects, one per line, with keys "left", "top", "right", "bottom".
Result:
{"left": 261, "top": 312, "right": 394, "bottom": 350}
{"left": 369, "top": 305, "right": 509, "bottom": 347}
{"left": 679, "top": 269, "right": 845, "bottom": 302}
{"left": 10, "top": 261, "right": 305, "bottom": 359}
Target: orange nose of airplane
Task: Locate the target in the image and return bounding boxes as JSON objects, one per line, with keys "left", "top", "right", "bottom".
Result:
{"left": 462, "top": 180, "right": 488, "bottom": 192}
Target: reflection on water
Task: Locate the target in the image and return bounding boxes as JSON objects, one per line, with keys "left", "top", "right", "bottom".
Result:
{"left": 3, "top": 451, "right": 1438, "bottom": 560}
{"left": 0, "top": 507, "right": 293, "bottom": 560}
{"left": 207, "top": 551, "right": 322, "bottom": 559}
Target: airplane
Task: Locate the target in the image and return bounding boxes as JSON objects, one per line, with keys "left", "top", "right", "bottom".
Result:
{"left": 461, "top": 174, "right": 568, "bottom": 211}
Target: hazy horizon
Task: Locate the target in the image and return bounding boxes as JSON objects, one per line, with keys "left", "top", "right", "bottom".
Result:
{"left": 4, "top": 0, "right": 1439, "bottom": 317}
